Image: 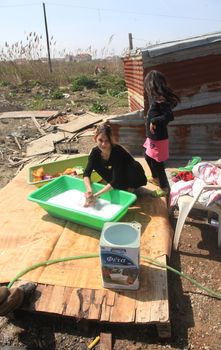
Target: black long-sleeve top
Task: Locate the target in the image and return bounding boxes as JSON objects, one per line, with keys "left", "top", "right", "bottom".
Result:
{"left": 146, "top": 101, "right": 174, "bottom": 140}
{"left": 83, "top": 144, "right": 146, "bottom": 190}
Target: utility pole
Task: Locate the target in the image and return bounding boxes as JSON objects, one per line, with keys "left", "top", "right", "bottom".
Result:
{"left": 128, "top": 33, "right": 133, "bottom": 50}
{"left": 43, "top": 2, "right": 52, "bottom": 73}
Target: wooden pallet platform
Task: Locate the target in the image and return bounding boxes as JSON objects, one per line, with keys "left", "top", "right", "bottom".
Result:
{"left": 25, "top": 254, "right": 171, "bottom": 338}
{"left": 0, "top": 156, "right": 173, "bottom": 338}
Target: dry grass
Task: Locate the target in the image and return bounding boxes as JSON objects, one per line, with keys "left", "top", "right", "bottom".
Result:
{"left": 0, "top": 32, "right": 124, "bottom": 85}
{"left": 0, "top": 60, "right": 123, "bottom": 86}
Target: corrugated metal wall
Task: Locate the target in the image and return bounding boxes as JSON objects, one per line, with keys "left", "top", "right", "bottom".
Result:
{"left": 143, "top": 53, "right": 221, "bottom": 113}
{"left": 109, "top": 111, "right": 145, "bottom": 155}
{"left": 123, "top": 57, "right": 145, "bottom": 111}
{"left": 109, "top": 58, "right": 145, "bottom": 155}
{"left": 168, "top": 114, "right": 221, "bottom": 160}
{"left": 121, "top": 37, "right": 221, "bottom": 160}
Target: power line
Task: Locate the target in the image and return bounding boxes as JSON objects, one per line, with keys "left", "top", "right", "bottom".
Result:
{"left": 0, "top": 3, "right": 39, "bottom": 7}
{"left": 45, "top": 2, "right": 221, "bottom": 23}
{"left": 0, "top": 2, "right": 220, "bottom": 23}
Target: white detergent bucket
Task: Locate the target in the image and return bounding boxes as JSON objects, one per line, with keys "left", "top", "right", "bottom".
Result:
{"left": 100, "top": 222, "right": 141, "bottom": 290}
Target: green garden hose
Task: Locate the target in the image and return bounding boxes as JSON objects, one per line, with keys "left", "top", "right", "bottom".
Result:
{"left": 7, "top": 253, "right": 98, "bottom": 289}
{"left": 141, "top": 255, "right": 221, "bottom": 300}
{"left": 7, "top": 253, "right": 221, "bottom": 300}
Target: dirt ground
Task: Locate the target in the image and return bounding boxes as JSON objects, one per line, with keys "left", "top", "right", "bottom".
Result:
{"left": 0, "top": 102, "right": 221, "bottom": 349}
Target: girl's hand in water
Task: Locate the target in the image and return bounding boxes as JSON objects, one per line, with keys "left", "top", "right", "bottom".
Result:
{"left": 84, "top": 191, "right": 96, "bottom": 207}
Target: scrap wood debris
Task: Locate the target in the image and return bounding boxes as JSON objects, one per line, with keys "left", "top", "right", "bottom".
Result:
{"left": 0, "top": 109, "right": 110, "bottom": 174}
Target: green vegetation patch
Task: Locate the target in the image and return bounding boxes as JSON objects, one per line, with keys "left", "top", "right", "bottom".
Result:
{"left": 72, "top": 75, "right": 97, "bottom": 91}
{"left": 97, "top": 73, "right": 126, "bottom": 96}
{"left": 89, "top": 101, "right": 108, "bottom": 113}
{"left": 0, "top": 80, "right": 9, "bottom": 87}
{"left": 49, "top": 88, "right": 64, "bottom": 100}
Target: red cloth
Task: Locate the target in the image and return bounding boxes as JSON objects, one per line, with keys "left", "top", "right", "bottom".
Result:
{"left": 172, "top": 171, "right": 194, "bottom": 182}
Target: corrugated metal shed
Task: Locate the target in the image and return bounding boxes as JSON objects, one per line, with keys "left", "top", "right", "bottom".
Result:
{"left": 109, "top": 110, "right": 145, "bottom": 155}
{"left": 120, "top": 32, "right": 221, "bottom": 160}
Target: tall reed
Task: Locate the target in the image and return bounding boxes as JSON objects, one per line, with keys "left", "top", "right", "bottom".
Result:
{"left": 0, "top": 32, "right": 125, "bottom": 86}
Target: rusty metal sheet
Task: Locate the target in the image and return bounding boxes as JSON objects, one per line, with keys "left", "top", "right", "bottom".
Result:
{"left": 109, "top": 111, "right": 145, "bottom": 156}
{"left": 168, "top": 115, "right": 221, "bottom": 160}
{"left": 122, "top": 33, "right": 221, "bottom": 159}
{"left": 142, "top": 32, "right": 221, "bottom": 58}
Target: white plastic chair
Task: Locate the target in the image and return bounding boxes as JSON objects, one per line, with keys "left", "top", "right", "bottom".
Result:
{"left": 173, "top": 185, "right": 221, "bottom": 250}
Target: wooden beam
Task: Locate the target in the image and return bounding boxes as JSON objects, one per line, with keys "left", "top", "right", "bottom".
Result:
{"left": 0, "top": 111, "right": 58, "bottom": 119}
{"left": 31, "top": 116, "right": 47, "bottom": 136}
{"left": 156, "top": 322, "right": 171, "bottom": 339}
{"left": 100, "top": 333, "right": 112, "bottom": 350}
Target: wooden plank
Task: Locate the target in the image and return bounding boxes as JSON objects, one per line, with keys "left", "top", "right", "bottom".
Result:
{"left": 31, "top": 116, "right": 47, "bottom": 135}
{"left": 0, "top": 110, "right": 58, "bottom": 119}
{"left": 105, "top": 290, "right": 115, "bottom": 306}
{"left": 149, "top": 266, "right": 169, "bottom": 324}
{"left": 100, "top": 333, "right": 112, "bottom": 350}
{"left": 57, "top": 113, "right": 102, "bottom": 133}
{"left": 81, "top": 289, "right": 94, "bottom": 316}
{"left": 26, "top": 131, "right": 72, "bottom": 156}
{"left": 88, "top": 290, "right": 105, "bottom": 320}
{"left": 88, "top": 303, "right": 101, "bottom": 320}
{"left": 109, "top": 292, "right": 136, "bottom": 323}
{"left": 42, "top": 285, "right": 73, "bottom": 314}
{"left": 33, "top": 285, "right": 54, "bottom": 312}
{"left": 100, "top": 304, "right": 111, "bottom": 322}
{"left": 13, "top": 135, "right": 22, "bottom": 150}
{"left": 64, "top": 289, "right": 81, "bottom": 317}
{"left": 100, "top": 291, "right": 115, "bottom": 322}
{"left": 135, "top": 266, "right": 152, "bottom": 323}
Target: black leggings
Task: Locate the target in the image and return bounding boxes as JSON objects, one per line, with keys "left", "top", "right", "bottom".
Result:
{"left": 145, "top": 154, "right": 169, "bottom": 189}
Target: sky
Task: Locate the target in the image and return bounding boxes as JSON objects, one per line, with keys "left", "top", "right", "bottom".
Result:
{"left": 1, "top": 0, "right": 221, "bottom": 58}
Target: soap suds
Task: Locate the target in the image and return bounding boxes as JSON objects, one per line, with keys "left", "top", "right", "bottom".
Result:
{"left": 47, "top": 189, "right": 122, "bottom": 219}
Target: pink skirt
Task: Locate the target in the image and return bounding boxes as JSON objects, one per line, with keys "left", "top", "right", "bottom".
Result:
{"left": 143, "top": 137, "right": 169, "bottom": 162}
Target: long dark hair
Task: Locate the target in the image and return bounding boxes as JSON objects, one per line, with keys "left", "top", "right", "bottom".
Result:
{"left": 94, "top": 122, "right": 114, "bottom": 144}
{"left": 144, "top": 70, "right": 180, "bottom": 108}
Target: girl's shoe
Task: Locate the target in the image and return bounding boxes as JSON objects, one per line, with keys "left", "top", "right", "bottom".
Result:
{"left": 151, "top": 187, "right": 170, "bottom": 198}
{"left": 147, "top": 176, "right": 159, "bottom": 186}
{"left": 150, "top": 189, "right": 166, "bottom": 197}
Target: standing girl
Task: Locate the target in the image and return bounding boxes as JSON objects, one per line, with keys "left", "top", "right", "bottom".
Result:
{"left": 143, "top": 70, "right": 179, "bottom": 196}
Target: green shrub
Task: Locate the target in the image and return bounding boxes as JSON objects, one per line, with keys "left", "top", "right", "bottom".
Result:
{"left": 27, "top": 80, "right": 41, "bottom": 88}
{"left": 0, "top": 80, "right": 9, "bottom": 87}
{"left": 97, "top": 73, "right": 126, "bottom": 96}
{"left": 97, "top": 87, "right": 106, "bottom": 95}
{"left": 90, "top": 101, "right": 107, "bottom": 113}
{"left": 49, "top": 88, "right": 64, "bottom": 99}
{"left": 72, "top": 75, "right": 97, "bottom": 91}
{"left": 26, "top": 93, "right": 45, "bottom": 110}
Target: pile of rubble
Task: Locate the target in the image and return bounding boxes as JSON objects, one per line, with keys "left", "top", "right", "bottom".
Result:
{"left": 0, "top": 109, "right": 108, "bottom": 174}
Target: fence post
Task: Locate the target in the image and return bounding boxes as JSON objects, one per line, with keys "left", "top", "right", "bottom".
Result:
{"left": 43, "top": 2, "right": 52, "bottom": 73}
{"left": 129, "top": 33, "right": 133, "bottom": 50}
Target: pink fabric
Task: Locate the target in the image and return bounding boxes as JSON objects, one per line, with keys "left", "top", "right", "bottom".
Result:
{"left": 143, "top": 137, "right": 169, "bottom": 162}
{"left": 170, "top": 180, "right": 194, "bottom": 206}
{"left": 170, "top": 162, "right": 221, "bottom": 207}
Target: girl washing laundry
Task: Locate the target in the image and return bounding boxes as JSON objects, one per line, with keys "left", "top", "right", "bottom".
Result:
{"left": 83, "top": 123, "right": 147, "bottom": 206}
{"left": 143, "top": 70, "right": 180, "bottom": 197}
